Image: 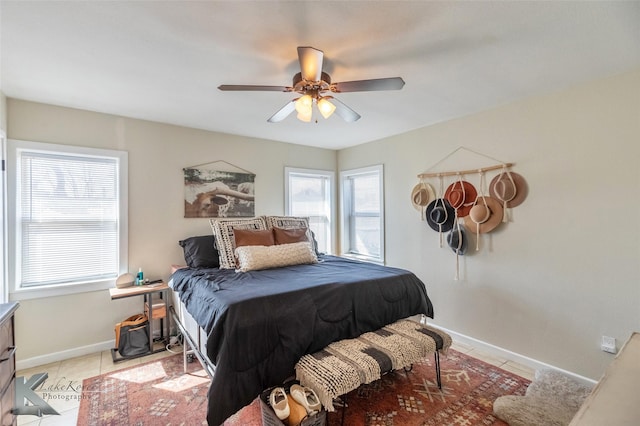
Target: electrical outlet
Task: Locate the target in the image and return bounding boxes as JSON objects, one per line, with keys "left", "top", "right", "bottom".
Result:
{"left": 601, "top": 336, "right": 617, "bottom": 354}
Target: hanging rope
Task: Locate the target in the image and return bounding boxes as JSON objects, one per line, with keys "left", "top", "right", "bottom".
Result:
{"left": 452, "top": 220, "right": 463, "bottom": 281}
{"left": 492, "top": 165, "right": 517, "bottom": 222}
{"left": 437, "top": 176, "right": 447, "bottom": 248}
{"left": 183, "top": 160, "right": 255, "bottom": 175}
{"left": 471, "top": 171, "right": 490, "bottom": 251}
{"left": 417, "top": 146, "right": 513, "bottom": 179}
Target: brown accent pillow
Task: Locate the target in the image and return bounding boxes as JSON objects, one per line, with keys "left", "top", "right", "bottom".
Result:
{"left": 273, "top": 227, "right": 309, "bottom": 245}
{"left": 233, "top": 228, "right": 275, "bottom": 248}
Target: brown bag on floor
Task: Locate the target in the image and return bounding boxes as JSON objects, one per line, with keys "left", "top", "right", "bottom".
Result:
{"left": 114, "top": 314, "right": 149, "bottom": 356}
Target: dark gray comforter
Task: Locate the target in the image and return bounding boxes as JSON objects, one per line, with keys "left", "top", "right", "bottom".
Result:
{"left": 170, "top": 255, "right": 434, "bottom": 425}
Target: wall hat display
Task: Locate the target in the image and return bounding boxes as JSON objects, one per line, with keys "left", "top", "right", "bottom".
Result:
{"left": 425, "top": 198, "right": 456, "bottom": 233}
{"left": 415, "top": 146, "right": 528, "bottom": 279}
{"left": 444, "top": 179, "right": 477, "bottom": 217}
{"left": 447, "top": 221, "right": 469, "bottom": 280}
{"left": 447, "top": 222, "right": 468, "bottom": 256}
{"left": 463, "top": 169, "right": 504, "bottom": 250}
{"left": 411, "top": 182, "right": 435, "bottom": 214}
{"left": 464, "top": 196, "right": 503, "bottom": 235}
{"left": 490, "top": 171, "right": 528, "bottom": 223}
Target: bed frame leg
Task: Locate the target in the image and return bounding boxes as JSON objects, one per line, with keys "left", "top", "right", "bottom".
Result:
{"left": 170, "top": 306, "right": 216, "bottom": 378}
{"left": 183, "top": 340, "right": 189, "bottom": 373}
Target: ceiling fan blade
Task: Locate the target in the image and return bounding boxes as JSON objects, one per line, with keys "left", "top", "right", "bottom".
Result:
{"left": 267, "top": 100, "right": 297, "bottom": 123}
{"left": 331, "top": 77, "right": 405, "bottom": 93}
{"left": 297, "top": 46, "right": 323, "bottom": 81}
{"left": 218, "top": 84, "right": 291, "bottom": 92}
{"left": 331, "top": 98, "right": 361, "bottom": 122}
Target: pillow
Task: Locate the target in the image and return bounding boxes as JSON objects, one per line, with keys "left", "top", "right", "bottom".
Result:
{"left": 178, "top": 235, "right": 220, "bottom": 268}
{"left": 210, "top": 217, "right": 267, "bottom": 269}
{"left": 234, "top": 242, "right": 318, "bottom": 272}
{"left": 264, "top": 215, "right": 310, "bottom": 230}
{"left": 264, "top": 216, "right": 323, "bottom": 254}
{"left": 273, "top": 227, "right": 309, "bottom": 245}
{"left": 234, "top": 228, "right": 275, "bottom": 248}
{"left": 265, "top": 215, "right": 313, "bottom": 245}
{"left": 309, "top": 230, "right": 322, "bottom": 256}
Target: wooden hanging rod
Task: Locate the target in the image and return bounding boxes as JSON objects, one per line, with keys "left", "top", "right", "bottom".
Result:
{"left": 417, "top": 162, "right": 515, "bottom": 179}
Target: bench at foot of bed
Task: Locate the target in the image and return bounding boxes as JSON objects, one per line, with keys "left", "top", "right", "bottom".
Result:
{"left": 294, "top": 318, "right": 452, "bottom": 412}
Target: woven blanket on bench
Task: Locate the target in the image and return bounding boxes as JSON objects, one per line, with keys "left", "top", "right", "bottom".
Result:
{"left": 295, "top": 319, "right": 452, "bottom": 411}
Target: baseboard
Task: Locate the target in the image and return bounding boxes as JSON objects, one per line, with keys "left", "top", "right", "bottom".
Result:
{"left": 17, "top": 323, "right": 598, "bottom": 387}
{"left": 431, "top": 322, "right": 597, "bottom": 386}
{"left": 18, "top": 323, "right": 175, "bottom": 371}
{"left": 16, "top": 340, "right": 115, "bottom": 371}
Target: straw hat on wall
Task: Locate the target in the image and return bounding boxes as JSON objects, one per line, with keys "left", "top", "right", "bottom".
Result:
{"left": 410, "top": 182, "right": 435, "bottom": 211}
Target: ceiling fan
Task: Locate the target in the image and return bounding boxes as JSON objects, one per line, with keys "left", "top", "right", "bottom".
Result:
{"left": 218, "top": 46, "right": 405, "bottom": 123}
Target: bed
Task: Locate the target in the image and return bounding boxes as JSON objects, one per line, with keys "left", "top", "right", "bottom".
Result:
{"left": 169, "top": 219, "right": 434, "bottom": 426}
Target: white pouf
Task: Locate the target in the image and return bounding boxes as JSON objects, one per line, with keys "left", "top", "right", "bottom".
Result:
{"left": 493, "top": 369, "right": 593, "bottom": 426}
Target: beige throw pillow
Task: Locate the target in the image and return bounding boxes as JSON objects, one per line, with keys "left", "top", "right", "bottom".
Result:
{"left": 234, "top": 242, "right": 318, "bottom": 272}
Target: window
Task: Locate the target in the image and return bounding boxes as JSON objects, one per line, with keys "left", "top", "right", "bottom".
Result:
{"left": 285, "top": 167, "right": 334, "bottom": 254}
{"left": 340, "top": 165, "right": 384, "bottom": 263}
{"left": 8, "top": 140, "right": 128, "bottom": 299}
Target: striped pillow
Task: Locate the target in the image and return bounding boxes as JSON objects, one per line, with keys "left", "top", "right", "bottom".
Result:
{"left": 209, "top": 217, "right": 267, "bottom": 269}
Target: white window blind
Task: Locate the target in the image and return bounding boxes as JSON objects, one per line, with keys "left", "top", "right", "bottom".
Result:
{"left": 18, "top": 150, "right": 120, "bottom": 288}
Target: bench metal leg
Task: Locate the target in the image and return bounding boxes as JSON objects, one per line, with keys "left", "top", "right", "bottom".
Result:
{"left": 435, "top": 351, "right": 442, "bottom": 389}
{"left": 331, "top": 351, "right": 441, "bottom": 426}
{"left": 330, "top": 396, "right": 348, "bottom": 426}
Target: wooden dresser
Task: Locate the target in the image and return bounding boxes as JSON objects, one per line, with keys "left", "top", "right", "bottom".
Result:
{"left": 0, "top": 302, "right": 18, "bottom": 426}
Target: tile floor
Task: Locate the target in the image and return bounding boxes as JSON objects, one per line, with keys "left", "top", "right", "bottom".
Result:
{"left": 15, "top": 341, "right": 535, "bottom": 425}
{"left": 16, "top": 344, "right": 178, "bottom": 426}
{"left": 450, "top": 340, "right": 536, "bottom": 381}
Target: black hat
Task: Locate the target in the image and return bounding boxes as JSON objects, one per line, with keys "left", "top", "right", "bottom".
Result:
{"left": 425, "top": 198, "right": 455, "bottom": 232}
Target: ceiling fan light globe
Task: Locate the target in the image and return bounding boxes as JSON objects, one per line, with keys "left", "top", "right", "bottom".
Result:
{"left": 297, "top": 109, "right": 312, "bottom": 122}
{"left": 318, "top": 97, "right": 336, "bottom": 119}
{"left": 295, "top": 94, "right": 313, "bottom": 114}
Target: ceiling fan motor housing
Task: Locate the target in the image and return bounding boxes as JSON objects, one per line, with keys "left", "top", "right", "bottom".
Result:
{"left": 293, "top": 71, "right": 332, "bottom": 97}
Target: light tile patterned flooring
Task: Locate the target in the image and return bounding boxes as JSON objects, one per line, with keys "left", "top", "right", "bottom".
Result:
{"left": 16, "top": 344, "right": 177, "bottom": 426}
{"left": 16, "top": 341, "right": 535, "bottom": 425}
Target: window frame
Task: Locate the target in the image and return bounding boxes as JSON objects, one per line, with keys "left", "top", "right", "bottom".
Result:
{"left": 340, "top": 164, "right": 385, "bottom": 264}
{"left": 284, "top": 167, "right": 335, "bottom": 254}
{"left": 7, "top": 139, "right": 128, "bottom": 300}
{"left": 0, "top": 130, "right": 7, "bottom": 304}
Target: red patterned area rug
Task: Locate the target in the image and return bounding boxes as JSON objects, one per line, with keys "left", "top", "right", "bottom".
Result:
{"left": 225, "top": 349, "right": 531, "bottom": 426}
{"left": 78, "top": 354, "right": 210, "bottom": 425}
{"left": 78, "top": 349, "right": 530, "bottom": 426}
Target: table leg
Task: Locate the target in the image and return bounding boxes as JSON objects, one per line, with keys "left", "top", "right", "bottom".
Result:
{"left": 146, "top": 293, "right": 154, "bottom": 353}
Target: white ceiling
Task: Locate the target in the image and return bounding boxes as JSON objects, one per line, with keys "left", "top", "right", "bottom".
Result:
{"left": 1, "top": 1, "right": 639, "bottom": 150}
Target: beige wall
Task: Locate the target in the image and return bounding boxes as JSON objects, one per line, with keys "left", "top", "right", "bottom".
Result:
{"left": 0, "top": 91, "right": 6, "bottom": 131}
{"left": 338, "top": 69, "right": 640, "bottom": 380}
{"left": 7, "top": 70, "right": 640, "bottom": 378}
{"left": 7, "top": 99, "right": 336, "bottom": 362}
